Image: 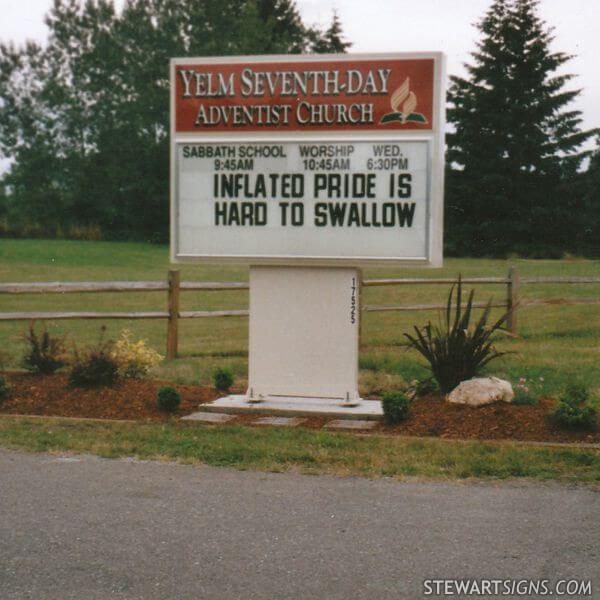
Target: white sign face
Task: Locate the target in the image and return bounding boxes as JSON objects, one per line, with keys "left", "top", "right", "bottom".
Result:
{"left": 170, "top": 53, "right": 445, "bottom": 266}
{"left": 175, "top": 140, "right": 430, "bottom": 261}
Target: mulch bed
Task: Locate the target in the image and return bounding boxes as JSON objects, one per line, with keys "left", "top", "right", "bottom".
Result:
{"left": 382, "top": 395, "right": 599, "bottom": 444}
{"left": 1, "top": 371, "right": 598, "bottom": 444}
{"left": 0, "top": 372, "right": 220, "bottom": 422}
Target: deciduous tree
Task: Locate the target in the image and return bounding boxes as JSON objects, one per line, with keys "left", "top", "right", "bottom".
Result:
{"left": 0, "top": 0, "right": 349, "bottom": 240}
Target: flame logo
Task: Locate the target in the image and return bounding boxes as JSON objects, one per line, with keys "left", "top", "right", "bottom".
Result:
{"left": 381, "top": 77, "right": 427, "bottom": 126}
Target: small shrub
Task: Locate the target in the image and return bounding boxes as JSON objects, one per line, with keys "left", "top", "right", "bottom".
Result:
{"left": 404, "top": 276, "right": 512, "bottom": 393}
{"left": 0, "top": 376, "right": 10, "bottom": 404}
{"left": 111, "top": 329, "right": 163, "bottom": 378}
{"left": 513, "top": 391, "right": 538, "bottom": 406}
{"left": 213, "top": 367, "right": 234, "bottom": 392}
{"left": 69, "top": 328, "right": 119, "bottom": 388}
{"left": 381, "top": 391, "right": 411, "bottom": 425}
{"left": 22, "top": 323, "right": 66, "bottom": 374}
{"left": 563, "top": 383, "right": 591, "bottom": 405}
{"left": 406, "top": 377, "right": 438, "bottom": 399}
{"left": 550, "top": 384, "right": 596, "bottom": 431}
{"left": 512, "top": 377, "right": 542, "bottom": 406}
{"left": 157, "top": 386, "right": 181, "bottom": 412}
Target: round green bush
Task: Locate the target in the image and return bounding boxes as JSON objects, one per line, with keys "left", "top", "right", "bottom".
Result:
{"left": 213, "top": 367, "right": 234, "bottom": 392}
{"left": 0, "top": 376, "right": 10, "bottom": 404}
{"left": 550, "top": 384, "right": 596, "bottom": 431}
{"left": 157, "top": 386, "right": 181, "bottom": 412}
{"left": 381, "top": 391, "right": 411, "bottom": 425}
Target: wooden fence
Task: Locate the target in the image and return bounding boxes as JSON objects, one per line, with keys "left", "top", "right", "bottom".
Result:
{"left": 1, "top": 267, "right": 598, "bottom": 359}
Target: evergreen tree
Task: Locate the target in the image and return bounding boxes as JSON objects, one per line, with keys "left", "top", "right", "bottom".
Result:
{"left": 446, "top": 0, "right": 596, "bottom": 257}
{"left": 255, "top": 0, "right": 310, "bottom": 53}
{"left": 0, "top": 0, "right": 350, "bottom": 241}
{"left": 575, "top": 137, "right": 600, "bottom": 256}
{"left": 311, "top": 12, "right": 351, "bottom": 53}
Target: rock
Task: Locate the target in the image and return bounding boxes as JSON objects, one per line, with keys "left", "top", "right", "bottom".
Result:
{"left": 447, "top": 377, "right": 514, "bottom": 407}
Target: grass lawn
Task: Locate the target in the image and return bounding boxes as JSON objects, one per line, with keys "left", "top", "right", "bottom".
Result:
{"left": 1, "top": 238, "right": 599, "bottom": 398}
{"left": 0, "top": 416, "right": 598, "bottom": 482}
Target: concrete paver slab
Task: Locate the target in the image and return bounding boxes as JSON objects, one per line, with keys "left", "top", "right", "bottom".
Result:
{"left": 253, "top": 416, "right": 306, "bottom": 427}
{"left": 181, "top": 411, "right": 235, "bottom": 423}
{"left": 324, "top": 419, "right": 377, "bottom": 430}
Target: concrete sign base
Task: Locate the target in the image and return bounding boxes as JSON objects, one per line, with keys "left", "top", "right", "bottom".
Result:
{"left": 247, "top": 266, "right": 360, "bottom": 404}
{"left": 204, "top": 395, "right": 383, "bottom": 421}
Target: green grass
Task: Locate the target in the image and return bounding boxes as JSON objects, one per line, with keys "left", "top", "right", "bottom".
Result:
{"left": 0, "top": 417, "right": 598, "bottom": 482}
{"left": 1, "top": 238, "right": 599, "bottom": 398}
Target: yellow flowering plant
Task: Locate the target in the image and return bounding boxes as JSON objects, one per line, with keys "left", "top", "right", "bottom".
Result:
{"left": 111, "top": 329, "right": 163, "bottom": 378}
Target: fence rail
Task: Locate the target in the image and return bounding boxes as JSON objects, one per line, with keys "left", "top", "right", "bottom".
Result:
{"left": 0, "top": 281, "right": 250, "bottom": 294}
{"left": 363, "top": 277, "right": 509, "bottom": 286}
{"left": 1, "top": 268, "right": 598, "bottom": 358}
{"left": 364, "top": 301, "right": 509, "bottom": 313}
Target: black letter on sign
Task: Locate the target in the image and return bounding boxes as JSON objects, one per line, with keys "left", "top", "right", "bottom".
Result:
{"left": 291, "top": 202, "right": 304, "bottom": 226}
{"left": 215, "top": 202, "right": 227, "bottom": 225}
{"left": 389, "top": 173, "right": 412, "bottom": 198}
{"left": 396, "top": 202, "right": 416, "bottom": 227}
{"left": 279, "top": 202, "right": 289, "bottom": 225}
{"left": 314, "top": 203, "right": 327, "bottom": 226}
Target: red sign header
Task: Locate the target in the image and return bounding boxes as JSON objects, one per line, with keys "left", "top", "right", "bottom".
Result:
{"left": 173, "top": 58, "right": 434, "bottom": 133}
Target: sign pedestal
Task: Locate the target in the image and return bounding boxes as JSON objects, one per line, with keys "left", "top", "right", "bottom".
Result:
{"left": 247, "top": 266, "right": 360, "bottom": 405}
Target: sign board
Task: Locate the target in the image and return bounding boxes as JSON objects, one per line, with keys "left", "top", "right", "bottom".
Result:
{"left": 170, "top": 53, "right": 445, "bottom": 267}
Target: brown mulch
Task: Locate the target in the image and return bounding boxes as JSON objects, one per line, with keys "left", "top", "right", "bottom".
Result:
{"left": 380, "top": 395, "right": 600, "bottom": 444}
{"left": 0, "top": 372, "right": 221, "bottom": 422}
{"left": 233, "top": 396, "right": 599, "bottom": 445}
{"left": 1, "top": 371, "right": 598, "bottom": 444}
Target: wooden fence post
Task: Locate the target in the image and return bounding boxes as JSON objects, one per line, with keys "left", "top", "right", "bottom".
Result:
{"left": 507, "top": 266, "right": 520, "bottom": 334}
{"left": 167, "top": 270, "right": 180, "bottom": 359}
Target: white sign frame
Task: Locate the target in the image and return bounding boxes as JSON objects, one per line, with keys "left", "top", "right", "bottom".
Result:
{"left": 170, "top": 52, "right": 445, "bottom": 267}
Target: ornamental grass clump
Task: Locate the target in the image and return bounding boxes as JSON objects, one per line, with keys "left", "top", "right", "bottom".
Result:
{"left": 22, "top": 323, "right": 66, "bottom": 375}
{"left": 404, "top": 276, "right": 513, "bottom": 394}
{"left": 111, "top": 329, "right": 163, "bottom": 378}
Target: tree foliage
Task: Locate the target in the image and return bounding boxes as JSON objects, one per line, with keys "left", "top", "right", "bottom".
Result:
{"left": 446, "top": 0, "right": 597, "bottom": 257}
{"left": 310, "top": 12, "right": 351, "bottom": 54}
{"left": 575, "top": 137, "right": 600, "bottom": 256}
{"left": 0, "top": 0, "right": 350, "bottom": 241}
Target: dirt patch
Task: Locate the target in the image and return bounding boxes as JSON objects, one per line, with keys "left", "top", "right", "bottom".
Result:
{"left": 1, "top": 371, "right": 598, "bottom": 444}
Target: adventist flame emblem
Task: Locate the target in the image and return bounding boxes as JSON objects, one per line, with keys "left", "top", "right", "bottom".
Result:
{"left": 380, "top": 78, "right": 427, "bottom": 125}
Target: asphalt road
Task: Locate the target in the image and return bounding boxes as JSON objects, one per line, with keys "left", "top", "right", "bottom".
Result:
{"left": 0, "top": 449, "right": 598, "bottom": 600}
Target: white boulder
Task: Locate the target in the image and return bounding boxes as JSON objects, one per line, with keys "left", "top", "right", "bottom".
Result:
{"left": 447, "top": 377, "right": 514, "bottom": 407}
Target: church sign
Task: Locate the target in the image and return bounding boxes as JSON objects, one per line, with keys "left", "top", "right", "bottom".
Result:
{"left": 170, "top": 53, "right": 445, "bottom": 405}
{"left": 170, "top": 53, "right": 445, "bottom": 267}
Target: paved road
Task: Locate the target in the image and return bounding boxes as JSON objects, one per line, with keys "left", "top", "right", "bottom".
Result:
{"left": 0, "top": 449, "right": 598, "bottom": 599}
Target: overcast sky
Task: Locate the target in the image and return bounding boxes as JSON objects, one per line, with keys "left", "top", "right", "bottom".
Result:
{"left": 0, "top": 0, "right": 598, "bottom": 139}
